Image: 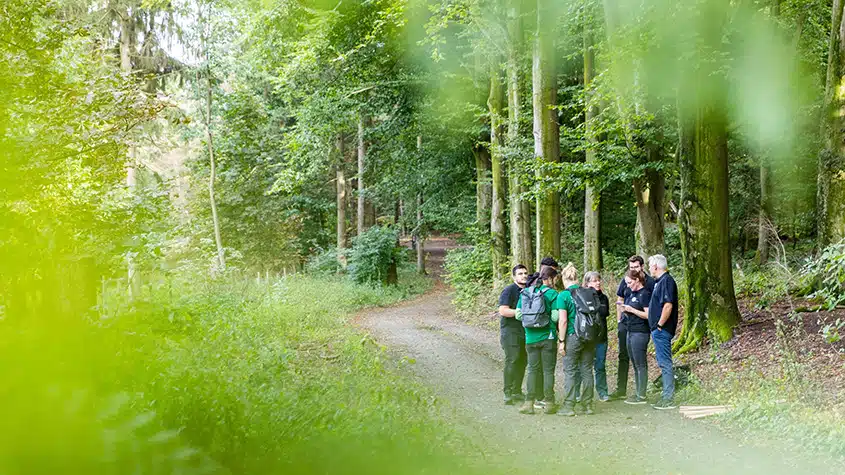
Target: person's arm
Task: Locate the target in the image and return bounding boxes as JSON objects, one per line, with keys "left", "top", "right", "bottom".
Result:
{"left": 623, "top": 305, "right": 648, "bottom": 319}
{"left": 657, "top": 303, "right": 673, "bottom": 328}
{"left": 499, "top": 305, "right": 516, "bottom": 318}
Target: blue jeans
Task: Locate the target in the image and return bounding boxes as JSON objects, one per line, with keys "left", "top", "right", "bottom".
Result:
{"left": 572, "top": 341, "right": 608, "bottom": 398}
{"left": 651, "top": 329, "right": 674, "bottom": 401}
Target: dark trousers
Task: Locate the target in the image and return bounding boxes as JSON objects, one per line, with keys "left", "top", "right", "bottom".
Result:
{"left": 500, "top": 326, "right": 527, "bottom": 397}
{"left": 572, "top": 341, "right": 608, "bottom": 398}
{"left": 526, "top": 338, "right": 557, "bottom": 403}
{"left": 626, "top": 331, "right": 650, "bottom": 398}
{"left": 616, "top": 321, "right": 630, "bottom": 395}
{"left": 652, "top": 329, "right": 675, "bottom": 400}
{"left": 563, "top": 333, "right": 596, "bottom": 409}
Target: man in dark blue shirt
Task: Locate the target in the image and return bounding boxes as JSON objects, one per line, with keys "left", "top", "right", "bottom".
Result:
{"left": 647, "top": 254, "right": 679, "bottom": 410}
{"left": 498, "top": 264, "right": 530, "bottom": 405}
{"left": 609, "top": 255, "right": 654, "bottom": 400}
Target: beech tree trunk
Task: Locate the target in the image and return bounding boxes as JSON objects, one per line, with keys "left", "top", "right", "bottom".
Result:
{"left": 507, "top": 1, "right": 533, "bottom": 270}
{"left": 336, "top": 135, "right": 348, "bottom": 268}
{"left": 532, "top": 0, "right": 560, "bottom": 265}
{"left": 205, "top": 67, "right": 225, "bottom": 271}
{"left": 583, "top": 28, "right": 602, "bottom": 272}
{"left": 475, "top": 144, "right": 492, "bottom": 232}
{"left": 819, "top": 0, "right": 845, "bottom": 248}
{"left": 489, "top": 64, "right": 508, "bottom": 282}
{"left": 634, "top": 168, "right": 665, "bottom": 264}
{"left": 756, "top": 156, "right": 772, "bottom": 264}
{"left": 120, "top": 8, "right": 141, "bottom": 297}
{"left": 357, "top": 118, "right": 370, "bottom": 235}
{"left": 416, "top": 136, "right": 426, "bottom": 275}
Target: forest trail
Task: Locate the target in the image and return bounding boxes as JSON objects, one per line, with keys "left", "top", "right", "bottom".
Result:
{"left": 359, "top": 239, "right": 838, "bottom": 475}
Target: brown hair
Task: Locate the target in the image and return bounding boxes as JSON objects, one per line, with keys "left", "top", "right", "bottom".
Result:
{"left": 625, "top": 269, "right": 646, "bottom": 285}
{"left": 539, "top": 266, "right": 558, "bottom": 283}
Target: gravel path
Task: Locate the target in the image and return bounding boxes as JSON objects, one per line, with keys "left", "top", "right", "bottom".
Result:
{"left": 360, "top": 239, "right": 838, "bottom": 475}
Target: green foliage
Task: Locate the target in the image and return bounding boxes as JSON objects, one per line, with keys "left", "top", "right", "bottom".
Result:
{"left": 733, "top": 266, "right": 792, "bottom": 310}
{"left": 802, "top": 240, "right": 845, "bottom": 309}
{"left": 305, "top": 247, "right": 343, "bottom": 275}
{"left": 348, "top": 226, "right": 402, "bottom": 285}
{"left": 444, "top": 245, "right": 493, "bottom": 314}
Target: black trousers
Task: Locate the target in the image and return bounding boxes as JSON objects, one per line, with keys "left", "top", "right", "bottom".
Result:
{"left": 627, "top": 330, "right": 650, "bottom": 398}
{"left": 500, "top": 326, "right": 527, "bottom": 397}
{"left": 526, "top": 338, "right": 557, "bottom": 402}
{"left": 616, "top": 320, "right": 630, "bottom": 395}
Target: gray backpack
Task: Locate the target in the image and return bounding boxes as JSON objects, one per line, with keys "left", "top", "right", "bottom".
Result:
{"left": 520, "top": 286, "right": 550, "bottom": 328}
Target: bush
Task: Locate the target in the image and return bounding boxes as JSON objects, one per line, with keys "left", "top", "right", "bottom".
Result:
{"left": 348, "top": 226, "right": 401, "bottom": 285}
{"left": 802, "top": 240, "right": 845, "bottom": 309}
{"left": 733, "top": 266, "right": 792, "bottom": 309}
{"left": 444, "top": 245, "right": 493, "bottom": 315}
{"left": 305, "top": 246, "right": 343, "bottom": 275}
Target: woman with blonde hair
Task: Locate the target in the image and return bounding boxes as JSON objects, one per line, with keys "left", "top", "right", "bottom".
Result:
{"left": 555, "top": 263, "right": 597, "bottom": 416}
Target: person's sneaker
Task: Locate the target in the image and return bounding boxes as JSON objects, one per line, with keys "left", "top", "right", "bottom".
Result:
{"left": 624, "top": 395, "right": 648, "bottom": 405}
{"left": 511, "top": 392, "right": 526, "bottom": 402}
{"left": 652, "top": 399, "right": 677, "bottom": 410}
{"left": 519, "top": 400, "right": 535, "bottom": 414}
{"left": 504, "top": 395, "right": 516, "bottom": 406}
{"left": 533, "top": 400, "right": 546, "bottom": 410}
{"left": 557, "top": 406, "right": 575, "bottom": 416}
{"left": 583, "top": 405, "right": 595, "bottom": 415}
{"left": 607, "top": 391, "right": 626, "bottom": 401}
{"left": 597, "top": 394, "right": 610, "bottom": 402}
{"left": 543, "top": 402, "right": 558, "bottom": 415}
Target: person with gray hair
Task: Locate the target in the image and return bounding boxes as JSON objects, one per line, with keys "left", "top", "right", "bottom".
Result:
{"left": 574, "top": 271, "right": 611, "bottom": 401}
{"left": 647, "top": 254, "right": 679, "bottom": 410}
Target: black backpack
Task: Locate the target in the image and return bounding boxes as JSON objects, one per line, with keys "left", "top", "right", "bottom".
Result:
{"left": 520, "top": 285, "right": 550, "bottom": 329}
{"left": 568, "top": 287, "right": 601, "bottom": 343}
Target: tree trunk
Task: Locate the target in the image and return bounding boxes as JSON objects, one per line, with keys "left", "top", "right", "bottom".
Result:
{"left": 634, "top": 168, "right": 665, "bottom": 264}
{"left": 756, "top": 156, "right": 772, "bottom": 264}
{"left": 676, "top": 105, "right": 740, "bottom": 353}
{"left": 475, "top": 144, "right": 492, "bottom": 232}
{"left": 357, "top": 117, "right": 367, "bottom": 236}
{"left": 533, "top": 0, "right": 560, "bottom": 265}
{"left": 507, "top": 1, "right": 533, "bottom": 270}
{"left": 336, "top": 135, "right": 348, "bottom": 268}
{"left": 120, "top": 8, "right": 141, "bottom": 297}
{"left": 819, "top": 0, "right": 845, "bottom": 248}
{"left": 583, "top": 27, "right": 602, "bottom": 272}
{"left": 205, "top": 70, "right": 225, "bottom": 271}
{"left": 489, "top": 64, "right": 508, "bottom": 282}
{"left": 416, "top": 136, "right": 426, "bottom": 275}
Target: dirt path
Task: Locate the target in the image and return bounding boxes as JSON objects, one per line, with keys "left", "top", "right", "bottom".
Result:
{"left": 360, "top": 239, "right": 837, "bottom": 475}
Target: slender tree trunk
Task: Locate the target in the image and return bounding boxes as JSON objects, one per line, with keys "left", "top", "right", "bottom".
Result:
{"left": 583, "top": 28, "right": 602, "bottom": 272}
{"left": 357, "top": 117, "right": 367, "bottom": 235}
{"left": 756, "top": 156, "right": 772, "bottom": 264}
{"left": 507, "top": 1, "right": 533, "bottom": 270}
{"left": 336, "top": 135, "right": 348, "bottom": 268}
{"left": 533, "top": 0, "right": 560, "bottom": 265}
{"left": 205, "top": 72, "right": 225, "bottom": 271}
{"left": 489, "top": 63, "right": 508, "bottom": 282}
{"left": 475, "top": 144, "right": 492, "bottom": 232}
{"left": 819, "top": 0, "right": 845, "bottom": 248}
{"left": 416, "top": 136, "right": 426, "bottom": 275}
{"left": 120, "top": 9, "right": 141, "bottom": 297}
{"left": 634, "top": 167, "right": 665, "bottom": 264}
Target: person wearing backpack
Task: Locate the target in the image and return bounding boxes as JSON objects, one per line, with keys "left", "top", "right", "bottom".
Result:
{"left": 497, "top": 264, "right": 530, "bottom": 405}
{"left": 557, "top": 263, "right": 602, "bottom": 416}
{"left": 618, "top": 269, "right": 651, "bottom": 405}
{"left": 572, "top": 271, "right": 611, "bottom": 401}
{"left": 514, "top": 266, "right": 560, "bottom": 415}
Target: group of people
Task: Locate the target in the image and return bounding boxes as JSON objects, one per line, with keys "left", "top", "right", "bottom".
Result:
{"left": 497, "top": 254, "right": 679, "bottom": 415}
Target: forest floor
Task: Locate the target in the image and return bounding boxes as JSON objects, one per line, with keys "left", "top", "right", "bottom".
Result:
{"left": 359, "top": 238, "right": 842, "bottom": 475}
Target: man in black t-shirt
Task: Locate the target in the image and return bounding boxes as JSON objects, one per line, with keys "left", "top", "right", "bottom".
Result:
{"left": 609, "top": 255, "right": 654, "bottom": 400}
{"left": 498, "top": 264, "right": 530, "bottom": 405}
{"left": 648, "top": 254, "right": 679, "bottom": 410}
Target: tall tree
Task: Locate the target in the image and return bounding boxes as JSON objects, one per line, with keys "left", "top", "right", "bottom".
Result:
{"left": 336, "top": 135, "right": 349, "bottom": 268}
{"left": 201, "top": 1, "right": 225, "bottom": 271}
{"left": 819, "top": 0, "right": 845, "bottom": 248}
{"left": 533, "top": 0, "right": 560, "bottom": 264}
{"left": 416, "top": 135, "right": 426, "bottom": 275}
{"left": 357, "top": 117, "right": 368, "bottom": 236}
{"left": 507, "top": 0, "right": 533, "bottom": 270}
{"left": 583, "top": 26, "right": 602, "bottom": 271}
{"left": 475, "top": 142, "right": 492, "bottom": 232}
{"left": 489, "top": 62, "right": 508, "bottom": 282}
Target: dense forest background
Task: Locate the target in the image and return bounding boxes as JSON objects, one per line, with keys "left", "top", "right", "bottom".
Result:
{"left": 4, "top": 0, "right": 845, "bottom": 471}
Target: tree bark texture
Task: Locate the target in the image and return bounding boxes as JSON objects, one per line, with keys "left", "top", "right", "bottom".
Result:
{"left": 416, "top": 136, "right": 426, "bottom": 275}
{"left": 583, "top": 28, "right": 602, "bottom": 272}
{"left": 206, "top": 73, "right": 225, "bottom": 271}
{"left": 677, "top": 105, "right": 740, "bottom": 353}
{"left": 756, "top": 156, "right": 772, "bottom": 264}
{"left": 533, "top": 0, "right": 560, "bottom": 265}
{"left": 357, "top": 118, "right": 368, "bottom": 236}
{"left": 819, "top": 0, "right": 845, "bottom": 248}
{"left": 120, "top": 8, "right": 141, "bottom": 296}
{"left": 336, "top": 135, "right": 348, "bottom": 268}
{"left": 507, "top": 1, "right": 533, "bottom": 270}
{"left": 475, "top": 143, "right": 492, "bottom": 232}
{"left": 489, "top": 64, "right": 508, "bottom": 282}
{"left": 634, "top": 168, "right": 665, "bottom": 264}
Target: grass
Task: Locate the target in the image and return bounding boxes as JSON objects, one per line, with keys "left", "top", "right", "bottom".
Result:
{"left": 0, "top": 268, "right": 505, "bottom": 474}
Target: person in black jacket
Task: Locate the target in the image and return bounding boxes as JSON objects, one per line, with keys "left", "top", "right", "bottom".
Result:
{"left": 497, "top": 264, "right": 530, "bottom": 405}
{"left": 619, "top": 269, "right": 651, "bottom": 405}
{"left": 570, "top": 271, "right": 611, "bottom": 401}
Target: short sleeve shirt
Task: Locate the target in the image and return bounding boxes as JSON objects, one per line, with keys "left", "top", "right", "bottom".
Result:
{"left": 517, "top": 285, "right": 559, "bottom": 344}
{"left": 624, "top": 287, "right": 652, "bottom": 333}
{"left": 498, "top": 283, "right": 523, "bottom": 330}
{"left": 617, "top": 273, "right": 655, "bottom": 298}
{"left": 648, "top": 272, "right": 679, "bottom": 335}
{"left": 554, "top": 285, "right": 579, "bottom": 336}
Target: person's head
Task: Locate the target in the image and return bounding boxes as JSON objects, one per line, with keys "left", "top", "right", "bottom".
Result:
{"left": 561, "top": 262, "right": 578, "bottom": 286}
{"left": 539, "top": 266, "right": 558, "bottom": 286}
{"left": 628, "top": 255, "right": 645, "bottom": 274}
{"left": 648, "top": 254, "right": 668, "bottom": 278}
{"left": 512, "top": 264, "right": 529, "bottom": 287}
{"left": 540, "top": 257, "right": 560, "bottom": 270}
{"left": 624, "top": 269, "right": 646, "bottom": 291}
{"left": 583, "top": 271, "right": 602, "bottom": 291}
